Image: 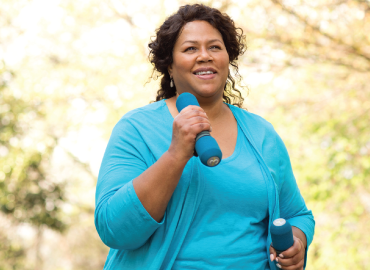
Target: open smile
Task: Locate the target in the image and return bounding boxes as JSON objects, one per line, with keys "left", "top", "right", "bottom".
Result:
{"left": 193, "top": 68, "right": 217, "bottom": 80}
{"left": 194, "top": 73, "right": 217, "bottom": 80}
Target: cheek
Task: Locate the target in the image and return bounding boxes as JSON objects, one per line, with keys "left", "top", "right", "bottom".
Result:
{"left": 218, "top": 53, "right": 229, "bottom": 70}
{"left": 172, "top": 54, "right": 194, "bottom": 74}
{"left": 221, "top": 59, "right": 230, "bottom": 77}
{"left": 223, "top": 54, "right": 230, "bottom": 67}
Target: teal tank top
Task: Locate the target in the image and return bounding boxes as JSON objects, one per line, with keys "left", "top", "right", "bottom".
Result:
{"left": 173, "top": 122, "right": 270, "bottom": 269}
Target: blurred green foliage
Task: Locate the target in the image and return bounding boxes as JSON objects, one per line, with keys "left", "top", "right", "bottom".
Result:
{"left": 0, "top": 63, "right": 67, "bottom": 270}
{"left": 0, "top": 231, "right": 26, "bottom": 270}
{"left": 0, "top": 0, "right": 369, "bottom": 269}
{"left": 0, "top": 63, "right": 66, "bottom": 231}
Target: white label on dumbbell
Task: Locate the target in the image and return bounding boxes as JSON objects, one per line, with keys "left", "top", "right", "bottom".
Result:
{"left": 273, "top": 218, "right": 286, "bottom": 227}
{"left": 207, "top": 157, "right": 220, "bottom": 167}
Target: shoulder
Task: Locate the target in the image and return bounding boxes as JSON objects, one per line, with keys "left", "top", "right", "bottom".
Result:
{"left": 226, "top": 103, "right": 276, "bottom": 136}
{"left": 121, "top": 100, "right": 167, "bottom": 121}
{"left": 114, "top": 100, "right": 169, "bottom": 131}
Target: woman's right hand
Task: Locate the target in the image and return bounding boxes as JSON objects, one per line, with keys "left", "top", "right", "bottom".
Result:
{"left": 168, "top": 105, "right": 211, "bottom": 163}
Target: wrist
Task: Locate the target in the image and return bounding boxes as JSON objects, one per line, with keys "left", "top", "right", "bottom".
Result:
{"left": 165, "top": 148, "right": 190, "bottom": 167}
{"left": 292, "top": 226, "right": 307, "bottom": 249}
{"left": 293, "top": 235, "right": 305, "bottom": 250}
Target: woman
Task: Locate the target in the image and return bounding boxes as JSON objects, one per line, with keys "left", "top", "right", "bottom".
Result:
{"left": 95, "top": 4, "right": 315, "bottom": 270}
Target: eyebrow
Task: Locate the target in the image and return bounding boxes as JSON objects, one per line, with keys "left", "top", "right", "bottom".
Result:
{"left": 181, "top": 39, "right": 223, "bottom": 46}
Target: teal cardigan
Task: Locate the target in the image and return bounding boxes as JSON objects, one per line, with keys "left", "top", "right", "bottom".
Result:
{"left": 94, "top": 100, "right": 315, "bottom": 269}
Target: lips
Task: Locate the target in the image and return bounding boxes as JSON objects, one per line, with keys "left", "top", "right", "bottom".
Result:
{"left": 193, "top": 67, "right": 217, "bottom": 80}
{"left": 193, "top": 67, "right": 217, "bottom": 75}
{"left": 194, "top": 73, "right": 217, "bottom": 80}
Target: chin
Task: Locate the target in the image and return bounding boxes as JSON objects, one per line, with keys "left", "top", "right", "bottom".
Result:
{"left": 193, "top": 88, "right": 224, "bottom": 99}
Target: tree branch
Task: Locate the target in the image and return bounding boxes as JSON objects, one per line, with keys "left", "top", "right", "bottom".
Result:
{"left": 103, "top": 0, "right": 134, "bottom": 27}
{"left": 270, "top": 0, "right": 370, "bottom": 63}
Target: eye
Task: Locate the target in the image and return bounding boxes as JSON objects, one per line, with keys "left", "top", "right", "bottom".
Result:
{"left": 185, "top": 47, "right": 197, "bottom": 52}
{"left": 210, "top": 45, "right": 221, "bottom": 50}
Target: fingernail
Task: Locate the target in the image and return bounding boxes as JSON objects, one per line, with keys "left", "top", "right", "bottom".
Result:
{"left": 210, "top": 127, "right": 212, "bottom": 132}
{"left": 270, "top": 254, "right": 273, "bottom": 261}
{"left": 276, "top": 263, "right": 282, "bottom": 268}
{"left": 275, "top": 258, "right": 279, "bottom": 263}
{"left": 279, "top": 254, "right": 284, "bottom": 258}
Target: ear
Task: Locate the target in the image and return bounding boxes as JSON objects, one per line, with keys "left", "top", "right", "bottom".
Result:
{"left": 168, "top": 65, "right": 173, "bottom": 77}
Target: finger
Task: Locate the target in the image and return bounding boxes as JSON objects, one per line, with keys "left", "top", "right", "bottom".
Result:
{"left": 179, "top": 105, "right": 206, "bottom": 115}
{"left": 186, "top": 114, "right": 211, "bottom": 125}
{"left": 277, "top": 239, "right": 305, "bottom": 267}
{"left": 275, "top": 258, "right": 304, "bottom": 270}
{"left": 175, "top": 120, "right": 210, "bottom": 136}
{"left": 269, "top": 244, "right": 277, "bottom": 262}
{"left": 174, "top": 113, "right": 206, "bottom": 127}
{"left": 279, "top": 238, "right": 303, "bottom": 259}
{"left": 189, "top": 122, "right": 212, "bottom": 135}
{"left": 174, "top": 113, "right": 211, "bottom": 132}
{"left": 179, "top": 110, "right": 209, "bottom": 125}
{"left": 276, "top": 252, "right": 304, "bottom": 268}
{"left": 183, "top": 110, "right": 208, "bottom": 120}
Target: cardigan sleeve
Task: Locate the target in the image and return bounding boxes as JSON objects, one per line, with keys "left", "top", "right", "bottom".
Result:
{"left": 94, "top": 117, "right": 165, "bottom": 250}
{"left": 276, "top": 133, "right": 315, "bottom": 268}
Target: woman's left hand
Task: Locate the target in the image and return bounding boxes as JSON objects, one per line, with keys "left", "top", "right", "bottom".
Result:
{"left": 269, "top": 236, "right": 305, "bottom": 270}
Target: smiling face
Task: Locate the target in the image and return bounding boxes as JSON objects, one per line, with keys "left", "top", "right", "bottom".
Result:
{"left": 168, "top": 20, "right": 230, "bottom": 102}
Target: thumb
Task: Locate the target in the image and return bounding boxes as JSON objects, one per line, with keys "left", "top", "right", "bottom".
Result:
{"left": 269, "top": 244, "right": 277, "bottom": 262}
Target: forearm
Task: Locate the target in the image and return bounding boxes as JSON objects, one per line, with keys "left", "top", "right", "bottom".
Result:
{"left": 133, "top": 150, "right": 189, "bottom": 222}
{"left": 292, "top": 226, "right": 307, "bottom": 249}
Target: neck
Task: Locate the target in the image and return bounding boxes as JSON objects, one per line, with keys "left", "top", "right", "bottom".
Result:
{"left": 174, "top": 92, "right": 228, "bottom": 123}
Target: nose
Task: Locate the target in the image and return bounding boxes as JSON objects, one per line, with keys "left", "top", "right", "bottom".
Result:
{"left": 196, "top": 47, "right": 213, "bottom": 62}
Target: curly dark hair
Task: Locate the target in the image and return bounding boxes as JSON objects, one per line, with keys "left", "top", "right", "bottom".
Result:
{"left": 148, "top": 4, "right": 247, "bottom": 107}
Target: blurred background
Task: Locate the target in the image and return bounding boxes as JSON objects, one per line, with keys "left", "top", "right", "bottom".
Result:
{"left": 0, "top": 0, "right": 369, "bottom": 269}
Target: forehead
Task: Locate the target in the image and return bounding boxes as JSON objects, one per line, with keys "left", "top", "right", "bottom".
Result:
{"left": 176, "top": 20, "right": 224, "bottom": 44}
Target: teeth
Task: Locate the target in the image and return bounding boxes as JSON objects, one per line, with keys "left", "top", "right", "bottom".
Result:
{"left": 195, "top": 71, "right": 214, "bottom": 75}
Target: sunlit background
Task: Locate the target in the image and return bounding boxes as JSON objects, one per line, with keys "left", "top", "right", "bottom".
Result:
{"left": 1, "top": 0, "right": 369, "bottom": 269}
